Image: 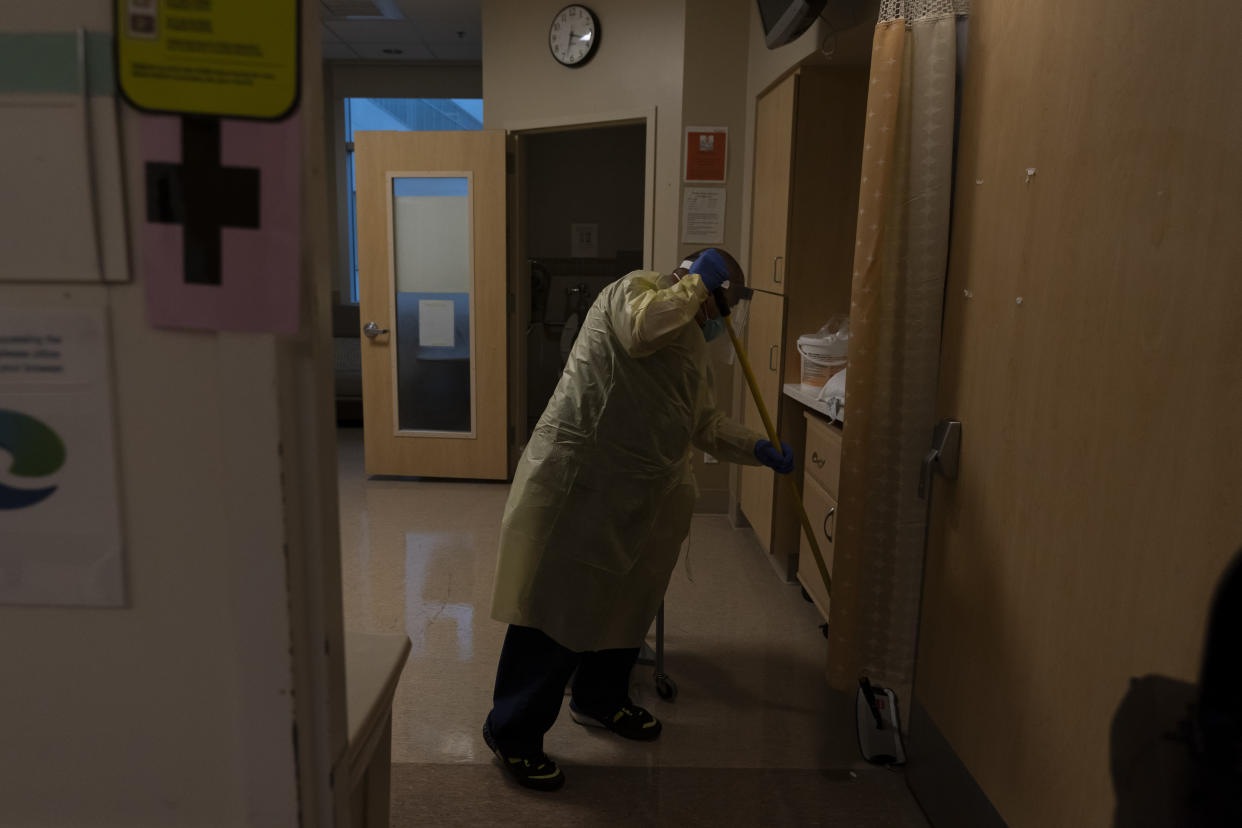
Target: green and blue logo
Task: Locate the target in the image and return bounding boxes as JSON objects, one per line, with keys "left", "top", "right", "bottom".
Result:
{"left": 0, "top": 409, "right": 65, "bottom": 510}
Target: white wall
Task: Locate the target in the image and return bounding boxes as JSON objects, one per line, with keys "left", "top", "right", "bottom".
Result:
{"left": 0, "top": 2, "right": 342, "bottom": 825}
{"left": 482, "top": 0, "right": 687, "bottom": 273}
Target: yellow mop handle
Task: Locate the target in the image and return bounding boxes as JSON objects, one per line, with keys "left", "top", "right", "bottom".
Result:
{"left": 722, "top": 312, "right": 833, "bottom": 597}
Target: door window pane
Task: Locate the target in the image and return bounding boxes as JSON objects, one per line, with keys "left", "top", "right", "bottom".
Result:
{"left": 391, "top": 176, "right": 473, "bottom": 434}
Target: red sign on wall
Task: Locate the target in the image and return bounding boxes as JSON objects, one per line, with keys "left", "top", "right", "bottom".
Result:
{"left": 684, "top": 126, "right": 728, "bottom": 183}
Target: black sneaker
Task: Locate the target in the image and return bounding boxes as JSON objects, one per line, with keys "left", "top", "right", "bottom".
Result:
{"left": 569, "top": 700, "right": 663, "bottom": 741}
{"left": 482, "top": 720, "right": 565, "bottom": 791}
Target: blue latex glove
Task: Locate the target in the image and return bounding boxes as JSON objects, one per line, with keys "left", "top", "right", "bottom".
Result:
{"left": 754, "top": 440, "right": 795, "bottom": 475}
{"left": 691, "top": 249, "right": 730, "bottom": 293}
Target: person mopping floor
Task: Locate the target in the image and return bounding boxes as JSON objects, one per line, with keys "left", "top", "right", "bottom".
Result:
{"left": 483, "top": 249, "right": 795, "bottom": 791}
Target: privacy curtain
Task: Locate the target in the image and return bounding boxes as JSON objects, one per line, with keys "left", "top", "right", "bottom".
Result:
{"left": 827, "top": 0, "right": 969, "bottom": 709}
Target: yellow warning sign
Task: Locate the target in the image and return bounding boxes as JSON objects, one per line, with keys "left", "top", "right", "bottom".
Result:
{"left": 115, "top": 0, "right": 299, "bottom": 120}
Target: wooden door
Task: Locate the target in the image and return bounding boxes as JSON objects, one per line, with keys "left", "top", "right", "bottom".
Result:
{"left": 738, "top": 290, "right": 785, "bottom": 551}
{"left": 354, "top": 131, "right": 508, "bottom": 479}
{"left": 749, "top": 74, "right": 796, "bottom": 294}
{"left": 909, "top": 3, "right": 1242, "bottom": 824}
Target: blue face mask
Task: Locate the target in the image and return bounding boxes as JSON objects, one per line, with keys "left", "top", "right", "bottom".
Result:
{"left": 702, "top": 317, "right": 725, "bottom": 342}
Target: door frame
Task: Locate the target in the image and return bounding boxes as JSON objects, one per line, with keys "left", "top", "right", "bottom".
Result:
{"left": 355, "top": 130, "right": 509, "bottom": 480}
{"left": 503, "top": 108, "right": 657, "bottom": 473}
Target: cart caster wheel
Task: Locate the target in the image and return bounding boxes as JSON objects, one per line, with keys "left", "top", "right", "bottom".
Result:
{"left": 655, "top": 673, "right": 678, "bottom": 701}
{"left": 801, "top": 586, "right": 813, "bottom": 603}
{"left": 819, "top": 623, "right": 829, "bottom": 639}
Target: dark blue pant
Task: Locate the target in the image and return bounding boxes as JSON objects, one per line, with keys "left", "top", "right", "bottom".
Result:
{"left": 486, "top": 624, "right": 640, "bottom": 754}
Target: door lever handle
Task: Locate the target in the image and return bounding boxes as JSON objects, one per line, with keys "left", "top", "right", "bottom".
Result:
{"left": 363, "top": 321, "right": 389, "bottom": 339}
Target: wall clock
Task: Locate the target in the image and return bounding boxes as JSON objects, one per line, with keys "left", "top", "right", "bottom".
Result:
{"left": 549, "top": 5, "right": 600, "bottom": 68}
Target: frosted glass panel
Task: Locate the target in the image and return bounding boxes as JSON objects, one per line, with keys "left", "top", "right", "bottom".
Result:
{"left": 392, "top": 177, "right": 472, "bottom": 433}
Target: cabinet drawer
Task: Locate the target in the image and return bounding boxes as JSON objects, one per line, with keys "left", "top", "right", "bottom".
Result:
{"left": 797, "top": 475, "right": 836, "bottom": 624}
{"left": 804, "top": 413, "right": 842, "bottom": 498}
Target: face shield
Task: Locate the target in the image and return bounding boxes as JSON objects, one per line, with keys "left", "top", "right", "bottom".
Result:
{"left": 675, "top": 256, "right": 753, "bottom": 343}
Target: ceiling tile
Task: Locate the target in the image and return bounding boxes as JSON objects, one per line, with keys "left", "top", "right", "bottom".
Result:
{"left": 322, "top": 41, "right": 359, "bottom": 60}
{"left": 346, "top": 40, "right": 436, "bottom": 61}
{"left": 325, "top": 18, "right": 422, "bottom": 43}
{"left": 422, "top": 41, "right": 481, "bottom": 61}
{"left": 417, "top": 20, "right": 480, "bottom": 45}
{"left": 321, "top": 23, "right": 344, "bottom": 43}
{"left": 394, "top": 0, "right": 480, "bottom": 26}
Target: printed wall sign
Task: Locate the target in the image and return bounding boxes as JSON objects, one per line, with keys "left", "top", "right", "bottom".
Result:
{"left": 141, "top": 112, "right": 301, "bottom": 333}
{"left": 684, "top": 126, "right": 728, "bottom": 184}
{"left": 0, "top": 307, "right": 125, "bottom": 607}
{"left": 681, "top": 186, "right": 726, "bottom": 245}
{"left": 115, "top": 0, "right": 299, "bottom": 120}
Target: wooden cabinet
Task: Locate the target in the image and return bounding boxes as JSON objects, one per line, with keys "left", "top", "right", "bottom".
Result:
{"left": 803, "top": 412, "right": 842, "bottom": 498}
{"left": 798, "top": 474, "right": 837, "bottom": 624}
{"left": 748, "top": 68, "right": 867, "bottom": 310}
{"left": 750, "top": 74, "right": 796, "bottom": 294}
{"left": 798, "top": 412, "right": 841, "bottom": 624}
{"left": 738, "top": 291, "right": 785, "bottom": 553}
{"left": 737, "top": 65, "right": 869, "bottom": 579}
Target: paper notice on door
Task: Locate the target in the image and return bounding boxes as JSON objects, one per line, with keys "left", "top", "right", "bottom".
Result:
{"left": 418, "top": 299, "right": 456, "bottom": 348}
{"left": 681, "top": 186, "right": 726, "bottom": 245}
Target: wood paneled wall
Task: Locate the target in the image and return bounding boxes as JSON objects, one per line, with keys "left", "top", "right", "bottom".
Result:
{"left": 915, "top": 1, "right": 1242, "bottom": 825}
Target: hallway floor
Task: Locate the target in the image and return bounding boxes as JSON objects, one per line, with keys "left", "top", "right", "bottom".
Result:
{"left": 337, "top": 429, "right": 928, "bottom": 826}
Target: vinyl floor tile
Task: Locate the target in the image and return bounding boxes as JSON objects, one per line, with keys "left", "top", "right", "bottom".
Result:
{"left": 337, "top": 428, "right": 927, "bottom": 824}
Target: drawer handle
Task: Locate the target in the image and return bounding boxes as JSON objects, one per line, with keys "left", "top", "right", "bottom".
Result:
{"left": 769, "top": 344, "right": 779, "bottom": 371}
{"left": 823, "top": 507, "right": 836, "bottom": 543}
{"left": 811, "top": 451, "right": 826, "bottom": 469}
{"left": 773, "top": 255, "right": 784, "bottom": 283}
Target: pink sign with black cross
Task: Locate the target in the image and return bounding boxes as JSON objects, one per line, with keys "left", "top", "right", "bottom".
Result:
{"left": 141, "top": 113, "right": 301, "bottom": 334}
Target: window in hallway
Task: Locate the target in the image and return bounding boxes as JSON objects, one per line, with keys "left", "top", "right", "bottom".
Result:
{"left": 343, "top": 98, "right": 484, "bottom": 302}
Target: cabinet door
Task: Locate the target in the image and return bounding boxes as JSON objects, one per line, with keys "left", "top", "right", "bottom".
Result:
{"left": 797, "top": 475, "right": 836, "bottom": 624}
{"left": 739, "top": 290, "right": 785, "bottom": 552}
{"left": 749, "top": 73, "right": 796, "bottom": 294}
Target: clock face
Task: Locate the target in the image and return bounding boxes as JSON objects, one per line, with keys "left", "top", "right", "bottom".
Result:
{"left": 549, "top": 5, "right": 599, "bottom": 67}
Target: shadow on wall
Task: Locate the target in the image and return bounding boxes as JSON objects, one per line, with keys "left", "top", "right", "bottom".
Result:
{"left": 1110, "top": 549, "right": 1242, "bottom": 827}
